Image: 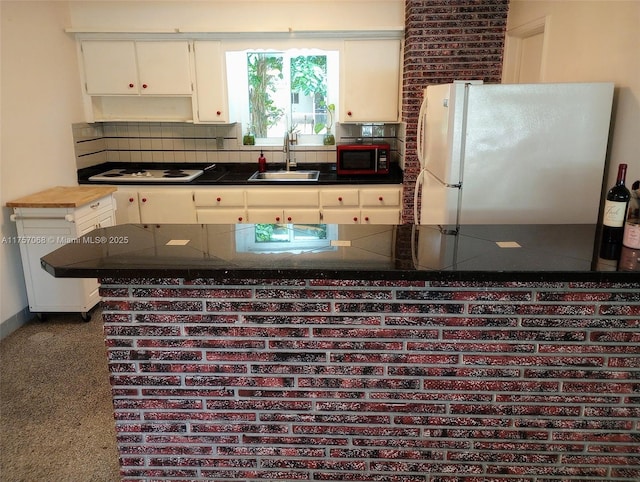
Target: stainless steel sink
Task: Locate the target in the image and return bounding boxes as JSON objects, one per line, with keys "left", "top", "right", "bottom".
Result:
{"left": 248, "top": 170, "right": 320, "bottom": 182}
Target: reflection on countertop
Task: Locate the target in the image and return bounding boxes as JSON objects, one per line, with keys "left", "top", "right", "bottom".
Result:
{"left": 41, "top": 223, "right": 639, "bottom": 282}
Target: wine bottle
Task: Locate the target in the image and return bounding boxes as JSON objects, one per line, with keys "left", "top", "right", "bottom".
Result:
{"left": 599, "top": 163, "right": 630, "bottom": 259}
{"left": 622, "top": 180, "right": 640, "bottom": 249}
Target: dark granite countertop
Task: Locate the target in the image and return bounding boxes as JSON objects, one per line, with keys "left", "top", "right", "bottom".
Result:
{"left": 40, "top": 223, "right": 640, "bottom": 282}
{"left": 77, "top": 162, "right": 403, "bottom": 186}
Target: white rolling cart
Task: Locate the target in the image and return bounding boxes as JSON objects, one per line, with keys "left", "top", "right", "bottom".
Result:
{"left": 7, "top": 186, "right": 116, "bottom": 321}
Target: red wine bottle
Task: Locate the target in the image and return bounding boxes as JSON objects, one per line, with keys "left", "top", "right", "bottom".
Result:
{"left": 622, "top": 180, "right": 640, "bottom": 249}
{"left": 599, "top": 163, "right": 630, "bottom": 259}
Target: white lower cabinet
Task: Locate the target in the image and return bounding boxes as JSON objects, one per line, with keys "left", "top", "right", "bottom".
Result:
{"left": 359, "top": 187, "right": 402, "bottom": 224}
{"left": 194, "top": 188, "right": 247, "bottom": 223}
{"left": 361, "top": 208, "right": 401, "bottom": 224}
{"left": 246, "top": 188, "right": 319, "bottom": 208}
{"left": 320, "top": 188, "right": 360, "bottom": 208}
{"left": 321, "top": 208, "right": 362, "bottom": 224}
{"left": 8, "top": 192, "right": 115, "bottom": 319}
{"left": 320, "top": 185, "right": 402, "bottom": 225}
{"left": 360, "top": 187, "right": 402, "bottom": 208}
{"left": 139, "top": 189, "right": 197, "bottom": 224}
{"left": 113, "top": 188, "right": 141, "bottom": 224}
{"left": 197, "top": 208, "right": 247, "bottom": 224}
{"left": 246, "top": 188, "right": 320, "bottom": 224}
{"left": 112, "top": 184, "right": 402, "bottom": 226}
{"left": 248, "top": 208, "right": 321, "bottom": 224}
{"left": 115, "top": 187, "right": 196, "bottom": 224}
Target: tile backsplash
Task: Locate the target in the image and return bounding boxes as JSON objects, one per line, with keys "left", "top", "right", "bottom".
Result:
{"left": 73, "top": 122, "right": 402, "bottom": 169}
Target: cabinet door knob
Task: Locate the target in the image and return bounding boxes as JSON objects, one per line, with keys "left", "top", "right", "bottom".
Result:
{"left": 275, "top": 216, "right": 280, "bottom": 222}
{"left": 217, "top": 197, "right": 222, "bottom": 202}
{"left": 347, "top": 111, "right": 353, "bottom": 117}
{"left": 238, "top": 217, "right": 243, "bottom": 222}
{"left": 353, "top": 217, "right": 358, "bottom": 222}
{"left": 379, "top": 196, "right": 384, "bottom": 201}
{"left": 287, "top": 216, "right": 292, "bottom": 222}
{"left": 128, "top": 83, "right": 134, "bottom": 88}
{"left": 129, "top": 197, "right": 134, "bottom": 203}
{"left": 142, "top": 83, "right": 148, "bottom": 89}
{"left": 217, "top": 111, "right": 222, "bottom": 116}
{"left": 338, "top": 196, "right": 343, "bottom": 202}
{"left": 365, "top": 216, "right": 370, "bottom": 222}
{"left": 141, "top": 198, "right": 147, "bottom": 203}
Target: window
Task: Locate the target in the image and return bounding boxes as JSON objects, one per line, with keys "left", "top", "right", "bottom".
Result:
{"left": 236, "top": 224, "right": 338, "bottom": 254}
{"left": 227, "top": 49, "right": 339, "bottom": 145}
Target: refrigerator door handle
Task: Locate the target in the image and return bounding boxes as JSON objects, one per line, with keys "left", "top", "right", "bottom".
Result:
{"left": 416, "top": 97, "right": 427, "bottom": 168}
{"left": 413, "top": 169, "right": 425, "bottom": 224}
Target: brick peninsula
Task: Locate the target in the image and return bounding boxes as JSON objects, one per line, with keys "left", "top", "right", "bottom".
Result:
{"left": 41, "top": 223, "right": 640, "bottom": 481}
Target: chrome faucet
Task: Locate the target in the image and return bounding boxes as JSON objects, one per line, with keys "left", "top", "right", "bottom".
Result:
{"left": 283, "top": 131, "right": 296, "bottom": 171}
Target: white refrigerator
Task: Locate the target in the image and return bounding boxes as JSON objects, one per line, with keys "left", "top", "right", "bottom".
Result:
{"left": 415, "top": 81, "right": 614, "bottom": 226}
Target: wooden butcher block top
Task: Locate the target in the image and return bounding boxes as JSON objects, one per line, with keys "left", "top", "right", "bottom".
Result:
{"left": 6, "top": 186, "right": 117, "bottom": 208}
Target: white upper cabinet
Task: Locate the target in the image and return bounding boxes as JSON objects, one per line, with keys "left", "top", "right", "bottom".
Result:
{"left": 135, "top": 42, "right": 192, "bottom": 95}
{"left": 81, "top": 41, "right": 138, "bottom": 95}
{"left": 81, "top": 40, "right": 193, "bottom": 96}
{"left": 341, "top": 39, "right": 401, "bottom": 123}
{"left": 193, "top": 41, "right": 229, "bottom": 123}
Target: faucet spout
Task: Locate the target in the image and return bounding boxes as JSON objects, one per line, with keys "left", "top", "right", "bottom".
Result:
{"left": 283, "top": 132, "right": 290, "bottom": 171}
{"left": 283, "top": 131, "right": 296, "bottom": 171}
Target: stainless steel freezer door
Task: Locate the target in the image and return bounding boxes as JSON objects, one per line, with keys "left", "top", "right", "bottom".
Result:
{"left": 419, "top": 169, "right": 460, "bottom": 225}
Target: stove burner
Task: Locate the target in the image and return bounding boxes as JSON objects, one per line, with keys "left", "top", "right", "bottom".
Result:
{"left": 163, "top": 169, "right": 189, "bottom": 178}
{"left": 89, "top": 167, "right": 204, "bottom": 182}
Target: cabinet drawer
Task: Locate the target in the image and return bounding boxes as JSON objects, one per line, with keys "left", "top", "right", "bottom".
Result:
{"left": 247, "top": 208, "right": 285, "bottom": 224}
{"left": 74, "top": 195, "right": 114, "bottom": 223}
{"left": 322, "top": 209, "right": 362, "bottom": 224}
{"left": 320, "top": 189, "right": 359, "bottom": 207}
{"left": 194, "top": 189, "right": 245, "bottom": 207}
{"left": 360, "top": 188, "right": 401, "bottom": 207}
{"left": 248, "top": 208, "right": 321, "bottom": 224}
{"left": 285, "top": 209, "right": 321, "bottom": 224}
{"left": 246, "top": 189, "right": 319, "bottom": 207}
{"left": 361, "top": 208, "right": 400, "bottom": 225}
{"left": 78, "top": 209, "right": 115, "bottom": 235}
{"left": 197, "top": 208, "right": 247, "bottom": 224}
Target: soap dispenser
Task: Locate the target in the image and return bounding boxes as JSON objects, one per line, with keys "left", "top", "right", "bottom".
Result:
{"left": 258, "top": 151, "right": 267, "bottom": 173}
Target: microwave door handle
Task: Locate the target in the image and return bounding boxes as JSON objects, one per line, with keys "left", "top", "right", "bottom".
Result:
{"left": 374, "top": 148, "right": 378, "bottom": 172}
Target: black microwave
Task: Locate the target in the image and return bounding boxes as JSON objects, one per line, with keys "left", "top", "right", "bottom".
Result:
{"left": 336, "top": 143, "right": 390, "bottom": 176}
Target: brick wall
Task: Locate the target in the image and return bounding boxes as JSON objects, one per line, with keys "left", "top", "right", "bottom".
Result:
{"left": 101, "top": 277, "right": 640, "bottom": 481}
{"left": 402, "top": 0, "right": 509, "bottom": 222}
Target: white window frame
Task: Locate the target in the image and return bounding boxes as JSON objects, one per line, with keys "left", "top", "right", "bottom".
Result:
{"left": 235, "top": 224, "right": 338, "bottom": 254}
{"left": 226, "top": 44, "right": 340, "bottom": 147}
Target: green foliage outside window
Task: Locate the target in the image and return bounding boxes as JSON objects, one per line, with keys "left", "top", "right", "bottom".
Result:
{"left": 247, "top": 53, "right": 329, "bottom": 138}
{"left": 254, "top": 224, "right": 328, "bottom": 243}
{"left": 247, "top": 54, "right": 284, "bottom": 138}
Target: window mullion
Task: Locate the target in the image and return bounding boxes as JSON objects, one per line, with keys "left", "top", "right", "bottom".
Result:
{"left": 283, "top": 52, "right": 293, "bottom": 133}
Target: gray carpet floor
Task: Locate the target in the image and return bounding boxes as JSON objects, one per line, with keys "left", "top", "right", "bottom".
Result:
{"left": 0, "top": 307, "right": 120, "bottom": 481}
